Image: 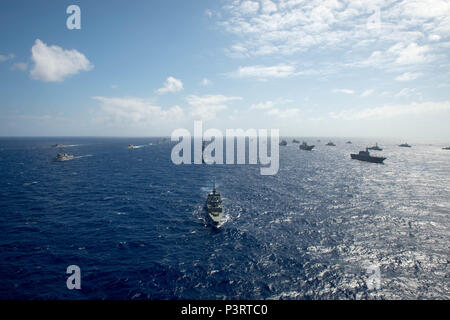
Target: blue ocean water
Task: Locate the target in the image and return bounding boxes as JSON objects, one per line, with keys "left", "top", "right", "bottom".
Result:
{"left": 0, "top": 137, "right": 448, "bottom": 299}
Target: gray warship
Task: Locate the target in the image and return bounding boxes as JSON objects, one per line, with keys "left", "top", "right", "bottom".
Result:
{"left": 399, "top": 143, "right": 411, "bottom": 147}
{"left": 368, "top": 143, "right": 382, "bottom": 151}
{"left": 206, "top": 182, "right": 223, "bottom": 225}
{"left": 351, "top": 148, "right": 386, "bottom": 164}
{"left": 53, "top": 153, "right": 75, "bottom": 162}
{"left": 299, "top": 141, "right": 314, "bottom": 151}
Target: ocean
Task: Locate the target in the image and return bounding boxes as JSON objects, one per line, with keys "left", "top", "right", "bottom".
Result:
{"left": 0, "top": 137, "right": 448, "bottom": 299}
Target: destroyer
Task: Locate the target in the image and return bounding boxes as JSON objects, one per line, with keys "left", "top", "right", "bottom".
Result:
{"left": 351, "top": 148, "right": 386, "bottom": 164}
{"left": 399, "top": 143, "right": 411, "bottom": 147}
{"left": 299, "top": 141, "right": 314, "bottom": 151}
{"left": 53, "top": 153, "right": 75, "bottom": 162}
{"left": 368, "top": 143, "right": 382, "bottom": 151}
{"left": 206, "top": 182, "right": 223, "bottom": 225}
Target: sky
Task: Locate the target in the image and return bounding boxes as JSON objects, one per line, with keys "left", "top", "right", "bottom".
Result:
{"left": 0, "top": 0, "right": 449, "bottom": 139}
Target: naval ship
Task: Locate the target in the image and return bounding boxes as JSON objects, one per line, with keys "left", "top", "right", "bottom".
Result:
{"left": 368, "top": 143, "right": 382, "bottom": 151}
{"left": 399, "top": 143, "right": 411, "bottom": 148}
{"left": 351, "top": 148, "right": 386, "bottom": 164}
{"left": 279, "top": 140, "right": 287, "bottom": 146}
{"left": 206, "top": 183, "right": 223, "bottom": 226}
{"left": 299, "top": 141, "right": 314, "bottom": 151}
{"left": 53, "top": 153, "right": 75, "bottom": 162}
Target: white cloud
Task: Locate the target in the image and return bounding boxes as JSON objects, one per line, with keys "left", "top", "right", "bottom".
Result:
{"left": 360, "top": 89, "right": 374, "bottom": 97}
{"left": 250, "top": 101, "right": 275, "bottom": 110}
{"left": 205, "top": 9, "right": 213, "bottom": 18}
{"left": 330, "top": 100, "right": 450, "bottom": 120}
{"left": 186, "top": 94, "right": 242, "bottom": 120}
{"left": 201, "top": 78, "right": 212, "bottom": 86}
{"left": 11, "top": 62, "right": 27, "bottom": 71}
{"left": 261, "top": 0, "right": 277, "bottom": 13}
{"left": 395, "top": 88, "right": 416, "bottom": 97}
{"left": 392, "top": 43, "right": 431, "bottom": 65}
{"left": 30, "top": 39, "right": 93, "bottom": 82}
{"left": 429, "top": 34, "right": 441, "bottom": 41}
{"left": 0, "top": 53, "right": 14, "bottom": 62}
{"left": 93, "top": 96, "right": 184, "bottom": 125}
{"left": 240, "top": 1, "right": 260, "bottom": 15}
{"left": 156, "top": 76, "right": 184, "bottom": 94}
{"left": 395, "top": 72, "right": 422, "bottom": 81}
{"left": 217, "top": 0, "right": 450, "bottom": 74}
{"left": 266, "top": 107, "right": 301, "bottom": 118}
{"left": 229, "top": 64, "right": 297, "bottom": 79}
{"left": 332, "top": 88, "right": 355, "bottom": 95}
{"left": 358, "top": 42, "right": 433, "bottom": 69}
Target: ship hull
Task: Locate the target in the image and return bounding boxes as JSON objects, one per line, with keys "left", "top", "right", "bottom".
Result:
{"left": 207, "top": 211, "right": 223, "bottom": 225}
{"left": 351, "top": 154, "right": 385, "bottom": 163}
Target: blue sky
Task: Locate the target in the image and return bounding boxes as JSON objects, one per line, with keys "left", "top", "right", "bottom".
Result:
{"left": 1, "top": 0, "right": 449, "bottom": 139}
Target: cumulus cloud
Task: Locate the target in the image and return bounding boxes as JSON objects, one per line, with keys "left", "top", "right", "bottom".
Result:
{"left": 93, "top": 96, "right": 184, "bottom": 125}
{"left": 330, "top": 100, "right": 450, "bottom": 120}
{"left": 239, "top": 1, "right": 260, "bottom": 15}
{"left": 217, "top": 0, "right": 450, "bottom": 74}
{"left": 392, "top": 43, "right": 431, "bottom": 65}
{"left": 261, "top": 0, "right": 277, "bottom": 14}
{"left": 156, "top": 76, "right": 184, "bottom": 94}
{"left": 186, "top": 94, "right": 242, "bottom": 120}
{"left": 30, "top": 39, "right": 93, "bottom": 82}
{"left": 358, "top": 42, "right": 433, "bottom": 70}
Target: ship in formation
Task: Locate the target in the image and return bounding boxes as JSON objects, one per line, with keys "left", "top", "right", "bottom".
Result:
{"left": 367, "top": 143, "right": 382, "bottom": 151}
{"left": 351, "top": 148, "right": 386, "bottom": 164}
{"left": 399, "top": 143, "right": 411, "bottom": 148}
{"left": 206, "top": 182, "right": 223, "bottom": 226}
{"left": 53, "top": 153, "right": 75, "bottom": 162}
{"left": 299, "top": 141, "right": 315, "bottom": 151}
